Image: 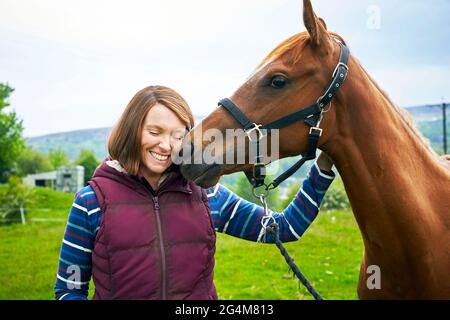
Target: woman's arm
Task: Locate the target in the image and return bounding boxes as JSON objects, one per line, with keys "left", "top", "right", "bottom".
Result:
{"left": 207, "top": 152, "right": 335, "bottom": 243}
{"left": 54, "top": 186, "right": 101, "bottom": 300}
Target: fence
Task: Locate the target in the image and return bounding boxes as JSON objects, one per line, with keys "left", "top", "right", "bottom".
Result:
{"left": 0, "top": 206, "right": 66, "bottom": 224}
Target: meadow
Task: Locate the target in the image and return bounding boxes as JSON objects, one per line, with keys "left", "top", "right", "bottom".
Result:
{"left": 0, "top": 185, "right": 363, "bottom": 300}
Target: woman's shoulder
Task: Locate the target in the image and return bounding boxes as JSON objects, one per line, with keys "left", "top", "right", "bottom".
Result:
{"left": 76, "top": 185, "right": 95, "bottom": 198}
{"left": 74, "top": 185, "right": 100, "bottom": 208}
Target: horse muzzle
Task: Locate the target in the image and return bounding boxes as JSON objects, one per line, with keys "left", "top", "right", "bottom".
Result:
{"left": 179, "top": 163, "right": 223, "bottom": 188}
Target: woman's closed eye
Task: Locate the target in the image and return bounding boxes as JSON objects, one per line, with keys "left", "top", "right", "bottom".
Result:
{"left": 172, "top": 134, "right": 185, "bottom": 141}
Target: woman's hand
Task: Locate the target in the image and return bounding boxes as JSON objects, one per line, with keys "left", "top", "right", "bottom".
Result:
{"left": 316, "top": 151, "right": 334, "bottom": 172}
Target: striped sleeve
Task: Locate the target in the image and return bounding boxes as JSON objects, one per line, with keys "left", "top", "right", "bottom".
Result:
{"left": 206, "top": 161, "right": 335, "bottom": 243}
{"left": 54, "top": 185, "right": 102, "bottom": 300}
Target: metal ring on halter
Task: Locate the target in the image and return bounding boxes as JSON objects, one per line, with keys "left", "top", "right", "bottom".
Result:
{"left": 252, "top": 187, "right": 270, "bottom": 198}
{"left": 322, "top": 100, "right": 332, "bottom": 113}
{"left": 265, "top": 182, "right": 276, "bottom": 191}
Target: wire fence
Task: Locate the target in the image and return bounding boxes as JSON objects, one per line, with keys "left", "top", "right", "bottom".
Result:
{"left": 0, "top": 206, "right": 66, "bottom": 224}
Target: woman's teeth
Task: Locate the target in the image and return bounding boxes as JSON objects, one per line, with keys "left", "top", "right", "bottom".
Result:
{"left": 150, "top": 151, "right": 169, "bottom": 161}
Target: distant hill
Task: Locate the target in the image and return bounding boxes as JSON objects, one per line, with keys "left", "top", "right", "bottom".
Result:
{"left": 404, "top": 104, "right": 448, "bottom": 154}
{"left": 405, "top": 104, "right": 445, "bottom": 122}
{"left": 26, "top": 127, "right": 111, "bottom": 161}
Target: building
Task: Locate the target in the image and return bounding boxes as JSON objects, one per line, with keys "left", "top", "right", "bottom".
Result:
{"left": 23, "top": 171, "right": 57, "bottom": 189}
{"left": 23, "top": 165, "right": 84, "bottom": 193}
{"left": 56, "top": 166, "right": 85, "bottom": 193}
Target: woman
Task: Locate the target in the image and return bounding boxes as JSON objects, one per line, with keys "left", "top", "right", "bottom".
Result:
{"left": 54, "top": 85, "right": 335, "bottom": 300}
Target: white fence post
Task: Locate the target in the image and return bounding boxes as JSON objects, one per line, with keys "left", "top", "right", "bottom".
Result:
{"left": 20, "top": 206, "right": 26, "bottom": 225}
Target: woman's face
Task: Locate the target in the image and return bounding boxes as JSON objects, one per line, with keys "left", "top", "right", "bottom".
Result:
{"left": 140, "top": 103, "right": 187, "bottom": 178}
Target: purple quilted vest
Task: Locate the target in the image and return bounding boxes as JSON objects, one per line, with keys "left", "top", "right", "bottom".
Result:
{"left": 88, "top": 160, "right": 217, "bottom": 300}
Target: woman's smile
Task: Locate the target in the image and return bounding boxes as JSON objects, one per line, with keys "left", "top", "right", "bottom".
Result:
{"left": 149, "top": 151, "right": 170, "bottom": 162}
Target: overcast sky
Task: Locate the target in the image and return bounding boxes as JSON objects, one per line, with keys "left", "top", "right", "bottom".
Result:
{"left": 1, "top": 0, "right": 449, "bottom": 137}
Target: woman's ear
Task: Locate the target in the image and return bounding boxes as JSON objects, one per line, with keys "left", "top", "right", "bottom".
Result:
{"left": 302, "top": 0, "right": 333, "bottom": 54}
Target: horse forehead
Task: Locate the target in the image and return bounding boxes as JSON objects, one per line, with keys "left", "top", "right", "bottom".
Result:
{"left": 244, "top": 58, "right": 289, "bottom": 85}
{"left": 246, "top": 49, "right": 313, "bottom": 83}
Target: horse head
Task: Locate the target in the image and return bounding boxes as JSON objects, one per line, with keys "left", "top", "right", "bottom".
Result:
{"left": 179, "top": 0, "right": 349, "bottom": 188}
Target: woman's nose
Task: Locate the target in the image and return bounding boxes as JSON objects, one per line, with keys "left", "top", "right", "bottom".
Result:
{"left": 158, "top": 135, "right": 172, "bottom": 151}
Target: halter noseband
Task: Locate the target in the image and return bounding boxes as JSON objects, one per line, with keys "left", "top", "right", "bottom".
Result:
{"left": 218, "top": 40, "right": 350, "bottom": 190}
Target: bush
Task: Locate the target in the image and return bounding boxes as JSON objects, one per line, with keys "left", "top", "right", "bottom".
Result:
{"left": 321, "top": 178, "right": 350, "bottom": 211}
{"left": 0, "top": 176, "right": 35, "bottom": 222}
{"left": 222, "top": 172, "right": 282, "bottom": 212}
{"left": 0, "top": 83, "right": 25, "bottom": 182}
{"left": 15, "top": 147, "right": 53, "bottom": 177}
{"left": 76, "top": 149, "right": 100, "bottom": 185}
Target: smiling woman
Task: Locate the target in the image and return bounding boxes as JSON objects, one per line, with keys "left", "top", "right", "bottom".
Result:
{"left": 139, "top": 107, "right": 187, "bottom": 188}
{"left": 53, "top": 84, "right": 336, "bottom": 300}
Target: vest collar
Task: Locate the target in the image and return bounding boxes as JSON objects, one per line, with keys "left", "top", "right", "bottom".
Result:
{"left": 93, "top": 158, "right": 193, "bottom": 196}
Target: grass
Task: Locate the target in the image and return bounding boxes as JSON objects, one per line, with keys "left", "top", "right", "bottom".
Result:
{"left": 214, "top": 210, "right": 362, "bottom": 300}
{"left": 0, "top": 186, "right": 75, "bottom": 299}
{"left": 0, "top": 186, "right": 363, "bottom": 300}
{"left": 0, "top": 222, "right": 66, "bottom": 299}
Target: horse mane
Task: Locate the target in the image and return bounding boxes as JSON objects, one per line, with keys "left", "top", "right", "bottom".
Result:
{"left": 258, "top": 32, "right": 309, "bottom": 68}
{"left": 356, "top": 59, "right": 438, "bottom": 156}
{"left": 259, "top": 31, "right": 348, "bottom": 68}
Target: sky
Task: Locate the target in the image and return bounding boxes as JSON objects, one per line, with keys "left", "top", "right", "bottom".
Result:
{"left": 1, "top": 0, "right": 449, "bottom": 137}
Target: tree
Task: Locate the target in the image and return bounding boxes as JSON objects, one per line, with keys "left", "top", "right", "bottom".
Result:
{"left": 48, "top": 148, "right": 70, "bottom": 169}
{"left": 15, "top": 147, "right": 53, "bottom": 177}
{"left": 0, "top": 176, "right": 35, "bottom": 222}
{"left": 0, "top": 83, "right": 14, "bottom": 109}
{"left": 76, "top": 149, "right": 100, "bottom": 185}
{"left": 0, "top": 83, "right": 25, "bottom": 182}
{"left": 320, "top": 177, "right": 349, "bottom": 211}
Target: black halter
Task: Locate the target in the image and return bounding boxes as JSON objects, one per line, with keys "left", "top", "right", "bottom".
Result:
{"left": 218, "top": 41, "right": 350, "bottom": 190}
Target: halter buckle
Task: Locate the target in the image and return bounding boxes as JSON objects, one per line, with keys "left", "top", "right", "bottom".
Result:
{"left": 245, "top": 123, "right": 265, "bottom": 141}
{"left": 309, "top": 127, "right": 323, "bottom": 136}
{"left": 332, "top": 62, "right": 349, "bottom": 79}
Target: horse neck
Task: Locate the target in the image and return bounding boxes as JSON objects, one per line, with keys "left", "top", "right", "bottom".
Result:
{"left": 324, "top": 58, "right": 447, "bottom": 253}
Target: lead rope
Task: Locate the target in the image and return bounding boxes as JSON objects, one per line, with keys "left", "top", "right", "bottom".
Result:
{"left": 249, "top": 121, "right": 324, "bottom": 300}
{"left": 258, "top": 193, "right": 323, "bottom": 300}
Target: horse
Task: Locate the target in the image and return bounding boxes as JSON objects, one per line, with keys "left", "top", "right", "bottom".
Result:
{"left": 179, "top": 0, "right": 450, "bottom": 299}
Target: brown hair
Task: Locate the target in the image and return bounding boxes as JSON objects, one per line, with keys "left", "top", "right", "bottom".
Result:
{"left": 108, "top": 85, "right": 195, "bottom": 175}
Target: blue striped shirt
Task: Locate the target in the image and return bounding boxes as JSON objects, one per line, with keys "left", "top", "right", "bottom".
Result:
{"left": 54, "top": 162, "right": 334, "bottom": 300}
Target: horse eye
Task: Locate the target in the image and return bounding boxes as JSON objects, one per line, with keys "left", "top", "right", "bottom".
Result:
{"left": 270, "top": 75, "right": 287, "bottom": 89}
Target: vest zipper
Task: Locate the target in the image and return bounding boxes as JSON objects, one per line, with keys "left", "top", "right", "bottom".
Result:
{"left": 153, "top": 196, "right": 167, "bottom": 300}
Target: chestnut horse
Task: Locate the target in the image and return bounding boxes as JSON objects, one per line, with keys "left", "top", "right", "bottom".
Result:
{"left": 179, "top": 0, "right": 450, "bottom": 299}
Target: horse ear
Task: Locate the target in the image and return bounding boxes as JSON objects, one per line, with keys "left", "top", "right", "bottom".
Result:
{"left": 302, "top": 0, "right": 332, "bottom": 52}
{"left": 318, "top": 17, "right": 327, "bottom": 30}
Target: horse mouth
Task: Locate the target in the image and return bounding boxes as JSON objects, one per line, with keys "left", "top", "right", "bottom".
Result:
{"left": 179, "top": 163, "right": 223, "bottom": 188}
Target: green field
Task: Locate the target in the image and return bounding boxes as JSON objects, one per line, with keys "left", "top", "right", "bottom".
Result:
{"left": 0, "top": 186, "right": 363, "bottom": 300}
